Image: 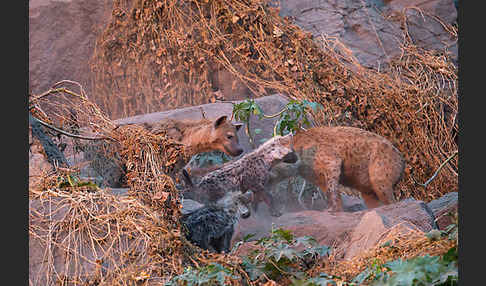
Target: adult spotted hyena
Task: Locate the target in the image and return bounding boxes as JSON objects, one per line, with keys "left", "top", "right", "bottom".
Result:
{"left": 264, "top": 126, "right": 405, "bottom": 212}
{"left": 85, "top": 115, "right": 244, "bottom": 187}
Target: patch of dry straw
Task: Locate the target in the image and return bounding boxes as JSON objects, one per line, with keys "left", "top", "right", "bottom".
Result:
{"left": 29, "top": 84, "right": 249, "bottom": 285}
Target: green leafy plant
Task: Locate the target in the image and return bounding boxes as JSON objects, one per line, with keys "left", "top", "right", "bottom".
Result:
{"left": 231, "top": 99, "right": 322, "bottom": 147}
{"left": 241, "top": 226, "right": 330, "bottom": 282}
{"left": 352, "top": 249, "right": 458, "bottom": 286}
{"left": 165, "top": 263, "right": 240, "bottom": 286}
{"left": 56, "top": 173, "right": 99, "bottom": 190}
{"left": 188, "top": 150, "right": 232, "bottom": 169}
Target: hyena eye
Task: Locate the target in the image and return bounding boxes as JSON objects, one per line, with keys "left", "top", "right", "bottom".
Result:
{"left": 226, "top": 134, "right": 234, "bottom": 140}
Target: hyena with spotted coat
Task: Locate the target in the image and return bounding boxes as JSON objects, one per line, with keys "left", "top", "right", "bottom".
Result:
{"left": 261, "top": 126, "right": 405, "bottom": 212}
{"left": 86, "top": 115, "right": 244, "bottom": 187}
{"left": 181, "top": 191, "right": 253, "bottom": 253}
{"left": 140, "top": 115, "right": 244, "bottom": 159}
{"left": 181, "top": 134, "right": 298, "bottom": 217}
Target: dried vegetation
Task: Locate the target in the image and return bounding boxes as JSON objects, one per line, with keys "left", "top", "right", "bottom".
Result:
{"left": 29, "top": 0, "right": 458, "bottom": 284}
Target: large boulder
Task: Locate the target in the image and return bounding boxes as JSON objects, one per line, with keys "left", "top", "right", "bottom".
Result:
{"left": 277, "top": 0, "right": 457, "bottom": 68}
{"left": 29, "top": 0, "right": 113, "bottom": 95}
{"left": 233, "top": 197, "right": 439, "bottom": 260}
{"left": 114, "top": 94, "right": 290, "bottom": 154}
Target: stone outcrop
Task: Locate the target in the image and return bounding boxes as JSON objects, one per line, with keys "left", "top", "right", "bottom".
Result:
{"left": 233, "top": 198, "right": 440, "bottom": 260}
{"left": 277, "top": 0, "right": 458, "bottom": 68}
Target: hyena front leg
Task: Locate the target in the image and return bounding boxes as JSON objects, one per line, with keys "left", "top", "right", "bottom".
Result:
{"left": 315, "top": 157, "right": 343, "bottom": 212}
{"left": 253, "top": 183, "right": 282, "bottom": 217}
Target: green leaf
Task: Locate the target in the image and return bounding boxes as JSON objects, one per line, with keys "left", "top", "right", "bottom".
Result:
{"left": 304, "top": 245, "right": 330, "bottom": 258}
{"left": 295, "top": 236, "right": 316, "bottom": 247}
{"left": 254, "top": 128, "right": 262, "bottom": 134}
{"left": 442, "top": 246, "right": 458, "bottom": 264}
{"left": 243, "top": 233, "right": 256, "bottom": 242}
{"left": 353, "top": 268, "right": 372, "bottom": 284}
{"left": 272, "top": 228, "right": 294, "bottom": 243}
{"left": 270, "top": 245, "right": 297, "bottom": 262}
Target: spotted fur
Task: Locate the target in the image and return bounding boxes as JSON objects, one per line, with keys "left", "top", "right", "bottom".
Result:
{"left": 264, "top": 126, "right": 405, "bottom": 212}
{"left": 181, "top": 134, "right": 297, "bottom": 216}
{"left": 181, "top": 191, "right": 252, "bottom": 253}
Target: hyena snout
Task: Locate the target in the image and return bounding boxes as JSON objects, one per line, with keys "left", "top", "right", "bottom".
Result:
{"left": 225, "top": 143, "right": 244, "bottom": 156}
{"left": 282, "top": 151, "right": 298, "bottom": 164}
{"left": 240, "top": 206, "right": 251, "bottom": 219}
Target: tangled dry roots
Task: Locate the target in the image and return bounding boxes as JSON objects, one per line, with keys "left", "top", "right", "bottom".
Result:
{"left": 91, "top": 0, "right": 457, "bottom": 203}
{"left": 29, "top": 84, "right": 248, "bottom": 285}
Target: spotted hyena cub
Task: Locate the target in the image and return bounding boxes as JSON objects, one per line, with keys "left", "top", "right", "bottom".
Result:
{"left": 181, "top": 191, "right": 253, "bottom": 253}
{"left": 181, "top": 134, "right": 298, "bottom": 217}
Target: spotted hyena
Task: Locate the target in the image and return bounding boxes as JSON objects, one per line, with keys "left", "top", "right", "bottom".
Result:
{"left": 84, "top": 115, "right": 243, "bottom": 187}
{"left": 181, "top": 134, "right": 298, "bottom": 217}
{"left": 260, "top": 126, "right": 405, "bottom": 212}
{"left": 181, "top": 191, "right": 253, "bottom": 253}
{"left": 140, "top": 115, "right": 244, "bottom": 158}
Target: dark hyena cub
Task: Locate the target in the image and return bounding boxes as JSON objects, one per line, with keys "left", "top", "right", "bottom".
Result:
{"left": 181, "top": 134, "right": 298, "bottom": 217}
{"left": 181, "top": 191, "right": 253, "bottom": 253}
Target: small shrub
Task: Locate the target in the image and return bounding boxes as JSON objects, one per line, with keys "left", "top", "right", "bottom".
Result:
{"left": 241, "top": 226, "right": 330, "bottom": 282}
{"left": 166, "top": 263, "right": 240, "bottom": 286}
{"left": 352, "top": 247, "right": 458, "bottom": 286}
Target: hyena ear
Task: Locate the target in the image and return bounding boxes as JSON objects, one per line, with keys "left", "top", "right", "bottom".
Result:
{"left": 214, "top": 115, "right": 228, "bottom": 129}
{"left": 181, "top": 169, "right": 193, "bottom": 187}
{"left": 234, "top": 123, "right": 243, "bottom": 132}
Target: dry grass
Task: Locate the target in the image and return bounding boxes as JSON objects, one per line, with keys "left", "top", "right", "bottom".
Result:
{"left": 29, "top": 0, "right": 458, "bottom": 284}
{"left": 29, "top": 84, "right": 248, "bottom": 285}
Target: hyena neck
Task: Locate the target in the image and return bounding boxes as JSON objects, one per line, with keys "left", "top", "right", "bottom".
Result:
{"left": 180, "top": 123, "right": 215, "bottom": 158}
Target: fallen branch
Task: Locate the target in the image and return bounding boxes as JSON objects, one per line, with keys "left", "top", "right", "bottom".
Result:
{"left": 412, "top": 150, "right": 458, "bottom": 188}
{"left": 32, "top": 115, "right": 116, "bottom": 142}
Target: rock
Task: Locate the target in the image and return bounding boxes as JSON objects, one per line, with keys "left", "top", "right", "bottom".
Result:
{"left": 115, "top": 94, "right": 290, "bottom": 154}
{"left": 277, "top": 0, "right": 457, "bottom": 68}
{"left": 373, "top": 199, "right": 438, "bottom": 232}
{"left": 427, "top": 192, "right": 458, "bottom": 230}
{"left": 29, "top": 153, "right": 54, "bottom": 189}
{"left": 29, "top": 0, "right": 113, "bottom": 95}
{"left": 233, "top": 198, "right": 438, "bottom": 259}
{"left": 343, "top": 199, "right": 437, "bottom": 260}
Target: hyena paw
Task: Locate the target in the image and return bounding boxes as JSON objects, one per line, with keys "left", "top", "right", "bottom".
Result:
{"left": 270, "top": 208, "right": 282, "bottom": 217}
